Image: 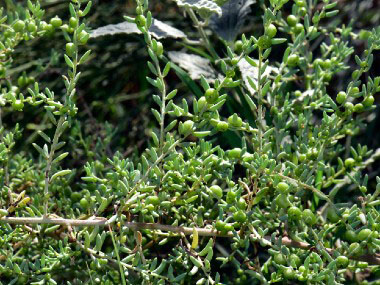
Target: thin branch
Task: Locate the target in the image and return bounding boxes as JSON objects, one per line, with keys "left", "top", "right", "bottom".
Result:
{"left": 0, "top": 217, "right": 108, "bottom": 226}
{"left": 1, "top": 216, "right": 379, "bottom": 265}
{"left": 329, "top": 148, "right": 380, "bottom": 199}
{"left": 186, "top": 8, "right": 218, "bottom": 60}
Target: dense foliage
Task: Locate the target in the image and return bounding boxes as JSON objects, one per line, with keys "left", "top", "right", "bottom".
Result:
{"left": 1, "top": 0, "right": 380, "bottom": 284}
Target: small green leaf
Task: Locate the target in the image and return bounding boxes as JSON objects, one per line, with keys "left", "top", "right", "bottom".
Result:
{"left": 50, "top": 169, "right": 72, "bottom": 182}
{"left": 79, "top": 50, "right": 91, "bottom": 64}
{"left": 32, "top": 143, "right": 48, "bottom": 159}
{"left": 64, "top": 54, "right": 74, "bottom": 68}
{"left": 52, "top": 152, "right": 69, "bottom": 164}
{"left": 166, "top": 89, "right": 178, "bottom": 100}
{"left": 37, "top": 131, "right": 51, "bottom": 143}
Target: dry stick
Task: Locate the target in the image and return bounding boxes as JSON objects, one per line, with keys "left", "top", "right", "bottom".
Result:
{"left": 1, "top": 216, "right": 379, "bottom": 265}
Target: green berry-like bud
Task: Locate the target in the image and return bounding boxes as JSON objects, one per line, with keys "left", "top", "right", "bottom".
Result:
{"left": 349, "top": 87, "right": 360, "bottom": 96}
{"left": 354, "top": 103, "right": 364, "bottom": 113}
{"left": 66, "top": 43, "right": 75, "bottom": 57}
{"left": 322, "top": 72, "right": 332, "bottom": 82}
{"left": 321, "top": 59, "right": 332, "bottom": 69}
{"left": 296, "top": 0, "right": 306, "bottom": 7}
{"left": 13, "top": 20, "right": 25, "bottom": 32}
{"left": 180, "top": 120, "right": 194, "bottom": 135}
{"left": 336, "top": 256, "right": 349, "bottom": 268}
{"left": 226, "top": 69, "right": 235, "bottom": 78}
{"left": 146, "top": 196, "right": 159, "bottom": 206}
{"left": 231, "top": 57, "right": 239, "bottom": 65}
{"left": 237, "top": 197, "right": 247, "bottom": 210}
{"left": 146, "top": 204, "right": 155, "bottom": 211}
{"left": 60, "top": 24, "right": 69, "bottom": 32}
{"left": 288, "top": 206, "right": 302, "bottom": 220}
{"left": 228, "top": 148, "right": 242, "bottom": 159}
{"left": 277, "top": 182, "right": 289, "bottom": 194}
{"left": 257, "top": 35, "right": 272, "bottom": 49}
{"left": 344, "top": 158, "right": 355, "bottom": 168}
{"left": 71, "top": 192, "right": 81, "bottom": 202}
{"left": 80, "top": 198, "right": 89, "bottom": 209}
{"left": 287, "top": 15, "right": 298, "bottom": 27}
{"left": 12, "top": 100, "right": 24, "bottom": 111}
{"left": 283, "top": 267, "right": 295, "bottom": 280}
{"left": 270, "top": 106, "right": 279, "bottom": 116}
{"left": 313, "top": 58, "right": 323, "bottom": 68}
{"left": 362, "top": 95, "right": 374, "bottom": 108}
{"left": 205, "top": 88, "right": 219, "bottom": 104}
{"left": 299, "top": 7, "right": 307, "bottom": 16}
{"left": 344, "top": 102, "right": 354, "bottom": 113}
{"left": 234, "top": 40, "right": 243, "bottom": 53}
{"left": 39, "top": 21, "right": 48, "bottom": 31}
{"left": 299, "top": 153, "right": 306, "bottom": 162}
{"left": 216, "top": 121, "right": 229, "bottom": 132}
{"left": 348, "top": 242, "right": 362, "bottom": 256}
{"left": 294, "top": 23, "right": 304, "bottom": 34}
{"left": 336, "top": 91, "right": 347, "bottom": 104}
{"left": 228, "top": 113, "right": 243, "bottom": 128}
{"left": 287, "top": 54, "right": 299, "bottom": 67}
{"left": 233, "top": 210, "right": 247, "bottom": 223}
{"left": 50, "top": 16, "right": 63, "bottom": 28}
{"left": 274, "top": 253, "right": 286, "bottom": 265}
{"left": 276, "top": 194, "right": 291, "bottom": 208}
{"left": 18, "top": 76, "right": 26, "bottom": 88}
{"left": 215, "top": 220, "right": 226, "bottom": 231}
{"left": 135, "top": 15, "right": 147, "bottom": 27}
{"left": 78, "top": 30, "right": 90, "bottom": 45}
{"left": 226, "top": 190, "right": 236, "bottom": 204}
{"left": 289, "top": 254, "right": 301, "bottom": 268}
{"left": 302, "top": 209, "right": 317, "bottom": 225}
{"left": 44, "top": 24, "right": 54, "bottom": 33}
{"left": 265, "top": 24, "right": 277, "bottom": 38}
{"left": 69, "top": 17, "right": 78, "bottom": 29}
{"left": 242, "top": 153, "right": 254, "bottom": 162}
{"left": 308, "top": 25, "right": 317, "bottom": 35}
{"left": 210, "top": 185, "right": 223, "bottom": 199}
{"left": 27, "top": 21, "right": 37, "bottom": 33}
{"left": 358, "top": 228, "right": 372, "bottom": 241}
{"left": 344, "top": 230, "right": 357, "bottom": 242}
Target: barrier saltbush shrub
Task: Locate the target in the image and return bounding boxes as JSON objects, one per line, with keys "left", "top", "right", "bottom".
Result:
{"left": 1, "top": 0, "right": 380, "bottom": 284}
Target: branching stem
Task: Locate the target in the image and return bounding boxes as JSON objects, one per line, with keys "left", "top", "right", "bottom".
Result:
{"left": 186, "top": 8, "right": 218, "bottom": 60}
{"left": 1, "top": 216, "right": 379, "bottom": 265}
{"left": 257, "top": 49, "right": 263, "bottom": 153}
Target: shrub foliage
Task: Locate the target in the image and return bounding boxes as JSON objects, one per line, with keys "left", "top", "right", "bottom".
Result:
{"left": 0, "top": 0, "right": 380, "bottom": 284}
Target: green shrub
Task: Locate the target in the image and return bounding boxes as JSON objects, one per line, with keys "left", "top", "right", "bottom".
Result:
{"left": 1, "top": 0, "right": 380, "bottom": 284}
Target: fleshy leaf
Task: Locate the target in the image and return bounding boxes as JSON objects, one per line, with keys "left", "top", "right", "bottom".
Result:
{"left": 168, "top": 51, "right": 222, "bottom": 82}
{"left": 90, "top": 19, "right": 186, "bottom": 39}
{"left": 173, "top": 0, "right": 222, "bottom": 16}
{"left": 210, "top": 0, "right": 255, "bottom": 42}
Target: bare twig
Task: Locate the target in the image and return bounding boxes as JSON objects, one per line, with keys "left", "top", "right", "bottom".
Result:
{"left": 1, "top": 216, "right": 379, "bottom": 265}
